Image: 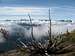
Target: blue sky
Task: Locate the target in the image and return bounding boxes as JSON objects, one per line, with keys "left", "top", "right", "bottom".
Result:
{"left": 0, "top": 0, "right": 75, "bottom": 20}
{"left": 0, "top": 0, "right": 49, "bottom": 7}
{"left": 0, "top": 0, "right": 75, "bottom": 7}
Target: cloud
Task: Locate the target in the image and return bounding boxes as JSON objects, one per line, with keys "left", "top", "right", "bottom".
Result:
{"left": 50, "top": 7, "right": 75, "bottom": 20}
{"left": 0, "top": 7, "right": 48, "bottom": 15}
{"left": 0, "top": 7, "right": 49, "bottom": 20}
{"left": 0, "top": 32, "right": 6, "bottom": 43}
{"left": 0, "top": 7, "right": 75, "bottom": 20}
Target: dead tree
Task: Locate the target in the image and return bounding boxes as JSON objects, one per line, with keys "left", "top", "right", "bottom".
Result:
{"left": 0, "top": 28, "right": 9, "bottom": 39}
{"left": 28, "top": 14, "right": 35, "bottom": 41}
{"left": 15, "top": 9, "right": 73, "bottom": 56}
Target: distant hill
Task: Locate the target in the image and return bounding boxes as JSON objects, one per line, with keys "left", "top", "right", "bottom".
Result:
{"left": 56, "top": 20, "right": 72, "bottom": 22}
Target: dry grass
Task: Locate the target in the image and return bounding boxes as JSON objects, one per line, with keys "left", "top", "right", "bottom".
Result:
{"left": 0, "top": 30, "right": 75, "bottom": 56}
{"left": 6, "top": 31, "right": 75, "bottom": 56}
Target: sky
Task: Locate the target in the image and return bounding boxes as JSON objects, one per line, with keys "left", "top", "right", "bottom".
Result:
{"left": 0, "top": 0, "right": 75, "bottom": 20}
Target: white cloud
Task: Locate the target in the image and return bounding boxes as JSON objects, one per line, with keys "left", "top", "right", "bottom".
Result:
{"left": 0, "top": 7, "right": 49, "bottom": 20}
{"left": 0, "top": 7, "right": 48, "bottom": 15}
{"left": 0, "top": 32, "right": 6, "bottom": 43}
{"left": 0, "top": 7, "right": 75, "bottom": 20}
